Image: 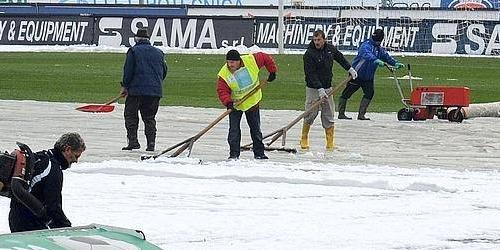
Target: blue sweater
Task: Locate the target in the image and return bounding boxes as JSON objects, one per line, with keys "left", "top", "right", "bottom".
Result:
{"left": 122, "top": 40, "right": 167, "bottom": 97}
{"left": 352, "top": 38, "right": 397, "bottom": 81}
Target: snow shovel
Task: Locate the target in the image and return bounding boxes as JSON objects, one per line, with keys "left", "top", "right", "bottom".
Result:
{"left": 75, "top": 95, "right": 122, "bottom": 113}
{"left": 241, "top": 75, "right": 352, "bottom": 153}
{"left": 141, "top": 80, "right": 268, "bottom": 161}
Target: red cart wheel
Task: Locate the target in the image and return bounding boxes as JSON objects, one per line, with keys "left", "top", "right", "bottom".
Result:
{"left": 397, "top": 108, "right": 413, "bottom": 121}
{"left": 447, "top": 108, "right": 464, "bottom": 123}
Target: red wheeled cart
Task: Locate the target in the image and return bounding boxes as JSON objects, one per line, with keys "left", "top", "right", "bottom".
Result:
{"left": 389, "top": 65, "right": 470, "bottom": 123}
{"left": 398, "top": 86, "right": 470, "bottom": 122}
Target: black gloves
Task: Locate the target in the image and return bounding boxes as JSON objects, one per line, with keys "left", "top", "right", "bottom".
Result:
{"left": 267, "top": 72, "right": 276, "bottom": 82}
{"left": 226, "top": 102, "right": 234, "bottom": 111}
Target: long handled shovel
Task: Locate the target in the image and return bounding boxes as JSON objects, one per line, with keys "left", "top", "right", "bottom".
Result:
{"left": 141, "top": 80, "right": 268, "bottom": 161}
{"left": 76, "top": 95, "right": 122, "bottom": 113}
{"left": 241, "top": 76, "right": 352, "bottom": 153}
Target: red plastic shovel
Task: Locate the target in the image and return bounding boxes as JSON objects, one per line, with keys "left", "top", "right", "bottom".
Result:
{"left": 75, "top": 95, "right": 122, "bottom": 113}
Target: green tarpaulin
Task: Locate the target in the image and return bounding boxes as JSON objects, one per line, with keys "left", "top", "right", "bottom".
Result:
{"left": 0, "top": 224, "right": 162, "bottom": 249}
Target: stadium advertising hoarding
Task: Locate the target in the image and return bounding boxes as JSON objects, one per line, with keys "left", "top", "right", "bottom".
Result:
{"left": 1, "top": 15, "right": 497, "bottom": 55}
{"left": 0, "top": 16, "right": 254, "bottom": 48}
{"left": 95, "top": 17, "right": 254, "bottom": 48}
{"left": 0, "top": 16, "right": 94, "bottom": 45}
{"left": 255, "top": 18, "right": 500, "bottom": 55}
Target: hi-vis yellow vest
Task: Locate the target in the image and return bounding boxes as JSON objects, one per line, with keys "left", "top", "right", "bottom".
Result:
{"left": 218, "top": 54, "right": 261, "bottom": 111}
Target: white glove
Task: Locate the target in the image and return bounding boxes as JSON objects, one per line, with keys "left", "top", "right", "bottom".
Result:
{"left": 318, "top": 88, "right": 328, "bottom": 99}
{"left": 348, "top": 67, "right": 358, "bottom": 80}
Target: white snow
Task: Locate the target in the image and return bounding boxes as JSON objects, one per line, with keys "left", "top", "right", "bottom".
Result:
{"left": 0, "top": 45, "right": 499, "bottom": 249}
{"left": 386, "top": 75, "right": 423, "bottom": 80}
{"left": 0, "top": 99, "right": 499, "bottom": 250}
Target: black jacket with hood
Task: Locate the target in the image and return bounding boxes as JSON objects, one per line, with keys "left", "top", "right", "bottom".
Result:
{"left": 9, "top": 149, "right": 71, "bottom": 232}
{"left": 303, "top": 41, "right": 351, "bottom": 89}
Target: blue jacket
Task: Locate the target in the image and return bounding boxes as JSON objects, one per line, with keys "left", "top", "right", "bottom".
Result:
{"left": 352, "top": 38, "right": 397, "bottom": 81}
{"left": 122, "top": 40, "right": 167, "bottom": 97}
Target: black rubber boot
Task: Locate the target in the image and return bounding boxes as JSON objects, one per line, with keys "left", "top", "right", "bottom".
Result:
{"left": 254, "top": 154, "right": 269, "bottom": 160}
{"left": 122, "top": 129, "right": 140, "bottom": 150}
{"left": 357, "top": 97, "right": 372, "bottom": 120}
{"left": 338, "top": 97, "right": 352, "bottom": 120}
{"left": 146, "top": 142, "right": 155, "bottom": 152}
{"left": 228, "top": 155, "right": 239, "bottom": 160}
{"left": 122, "top": 142, "right": 140, "bottom": 150}
{"left": 146, "top": 133, "right": 155, "bottom": 152}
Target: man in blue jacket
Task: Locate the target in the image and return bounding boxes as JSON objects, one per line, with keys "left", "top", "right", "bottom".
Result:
{"left": 121, "top": 28, "right": 167, "bottom": 151}
{"left": 9, "top": 133, "right": 86, "bottom": 232}
{"left": 338, "top": 28, "right": 404, "bottom": 120}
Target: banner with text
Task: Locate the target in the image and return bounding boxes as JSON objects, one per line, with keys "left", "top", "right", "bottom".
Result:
{"left": 95, "top": 17, "right": 254, "bottom": 49}
{"left": 255, "top": 18, "right": 500, "bottom": 55}
{"left": 0, "top": 16, "right": 254, "bottom": 49}
{"left": 0, "top": 16, "right": 94, "bottom": 45}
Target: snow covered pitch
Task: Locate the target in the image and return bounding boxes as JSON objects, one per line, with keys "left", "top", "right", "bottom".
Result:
{"left": 1, "top": 99, "right": 499, "bottom": 249}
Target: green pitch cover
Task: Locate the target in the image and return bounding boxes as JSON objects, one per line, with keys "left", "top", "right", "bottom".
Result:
{"left": 0, "top": 224, "right": 162, "bottom": 249}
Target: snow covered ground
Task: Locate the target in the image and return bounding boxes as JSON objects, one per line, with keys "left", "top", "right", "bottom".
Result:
{"left": 0, "top": 99, "right": 499, "bottom": 249}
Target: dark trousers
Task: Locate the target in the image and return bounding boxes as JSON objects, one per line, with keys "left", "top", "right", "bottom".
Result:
{"left": 124, "top": 95, "right": 160, "bottom": 144}
{"left": 228, "top": 107, "right": 265, "bottom": 157}
{"left": 340, "top": 79, "right": 375, "bottom": 100}
{"left": 9, "top": 207, "right": 45, "bottom": 233}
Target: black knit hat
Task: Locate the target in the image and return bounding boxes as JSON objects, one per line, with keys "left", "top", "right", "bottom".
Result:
{"left": 372, "top": 28, "right": 384, "bottom": 42}
{"left": 135, "top": 28, "right": 149, "bottom": 38}
{"left": 226, "top": 49, "right": 241, "bottom": 61}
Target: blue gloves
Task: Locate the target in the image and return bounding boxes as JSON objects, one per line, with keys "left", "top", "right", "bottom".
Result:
{"left": 374, "top": 59, "right": 404, "bottom": 69}
{"left": 374, "top": 59, "right": 385, "bottom": 67}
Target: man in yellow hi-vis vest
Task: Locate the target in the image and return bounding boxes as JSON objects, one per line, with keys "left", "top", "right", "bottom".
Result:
{"left": 217, "top": 50, "right": 278, "bottom": 160}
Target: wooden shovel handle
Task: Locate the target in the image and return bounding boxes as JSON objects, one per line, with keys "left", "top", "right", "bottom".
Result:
{"left": 233, "top": 80, "right": 268, "bottom": 108}
{"left": 104, "top": 95, "right": 123, "bottom": 105}
{"left": 241, "top": 76, "right": 352, "bottom": 149}
{"left": 143, "top": 80, "right": 268, "bottom": 159}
